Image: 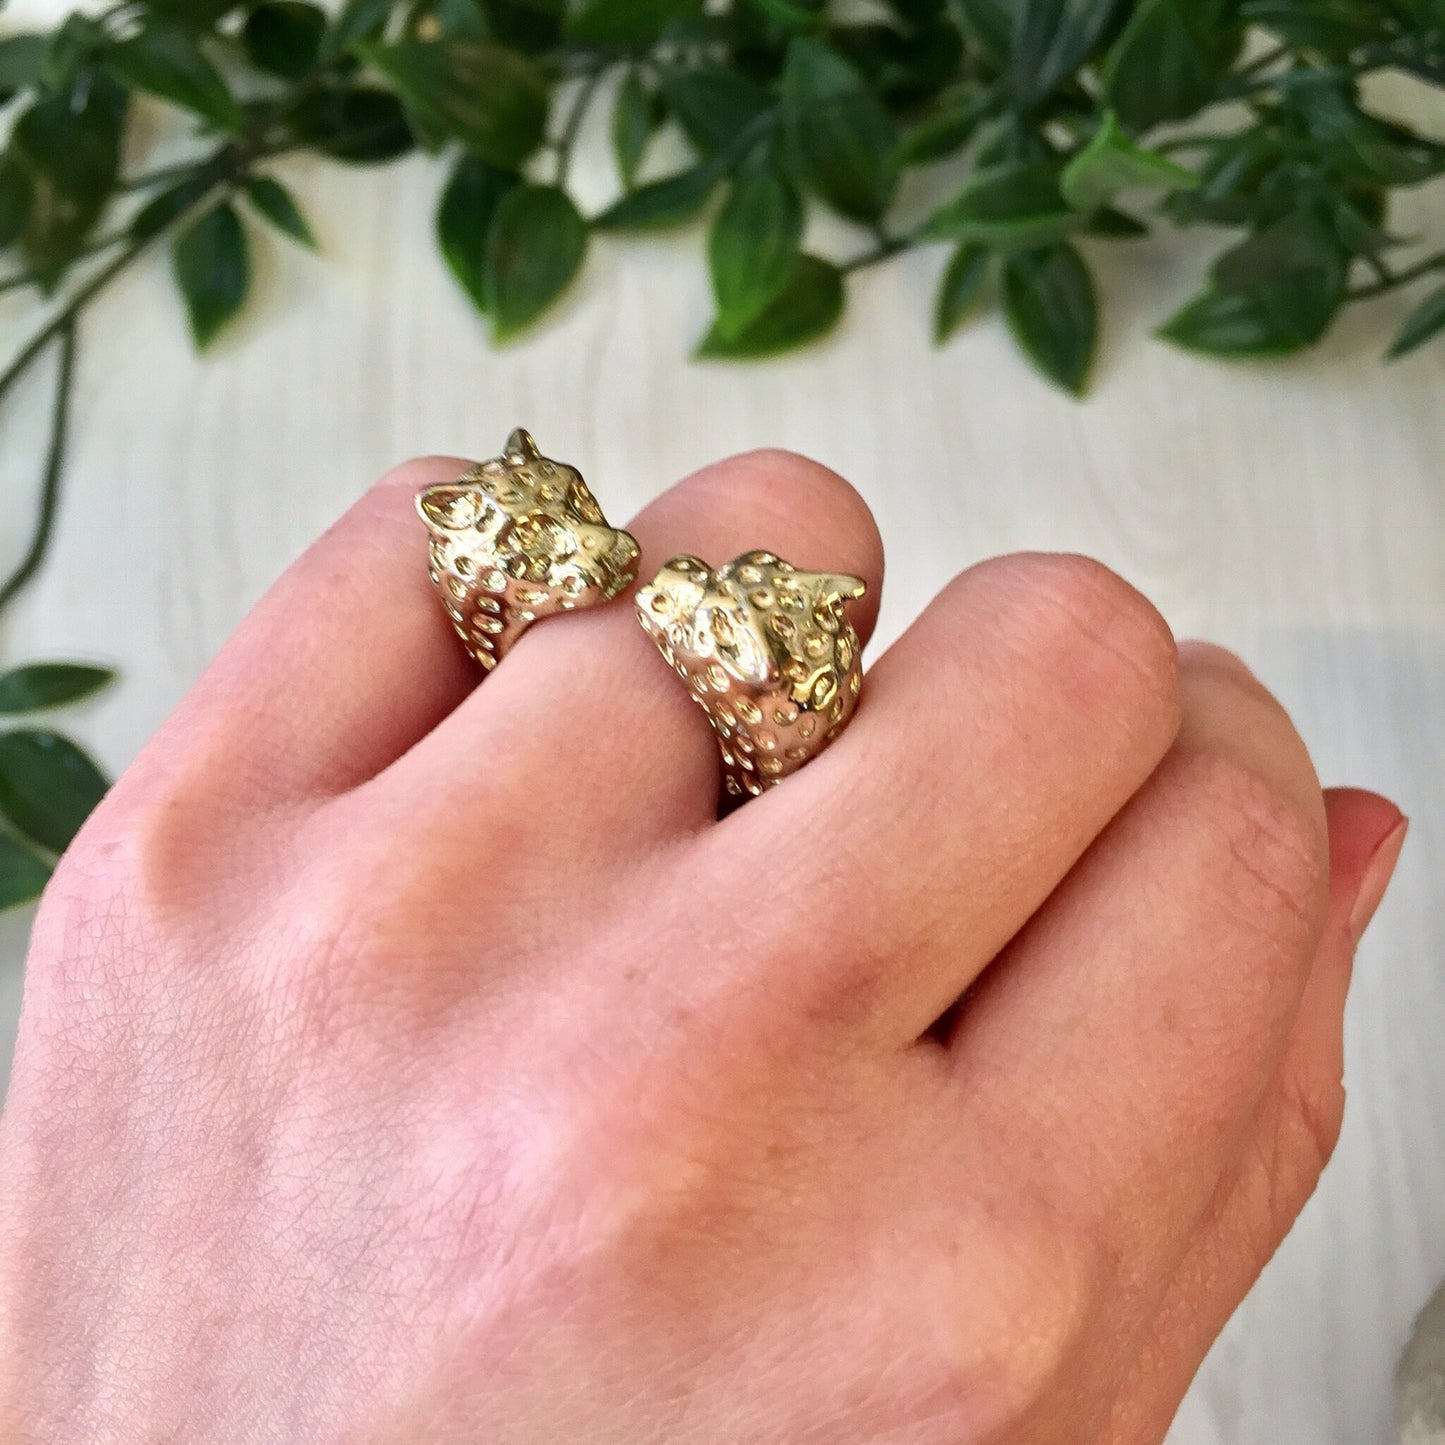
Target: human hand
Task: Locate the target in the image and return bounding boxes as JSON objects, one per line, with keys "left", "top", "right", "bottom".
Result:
{"left": 0, "top": 450, "right": 1406, "bottom": 1443}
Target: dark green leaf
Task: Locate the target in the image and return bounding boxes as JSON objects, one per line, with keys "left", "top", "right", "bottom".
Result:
{"left": 1158, "top": 286, "right": 1305, "bottom": 357}
{"left": 484, "top": 0, "right": 567, "bottom": 53}
{"left": 1210, "top": 216, "right": 1346, "bottom": 344}
{"left": 107, "top": 24, "right": 244, "bottom": 132}
{"left": 325, "top": 0, "right": 396, "bottom": 56}
{"left": 933, "top": 242, "right": 991, "bottom": 341}
{"left": 1011, "top": 0, "right": 1125, "bottom": 107}
{"left": 781, "top": 38, "right": 897, "bottom": 222}
{"left": 1103, "top": 0, "right": 1243, "bottom": 132}
{"left": 1001, "top": 242, "right": 1097, "bottom": 394}
{"left": 244, "top": 2, "right": 328, "bottom": 79}
{"left": 358, "top": 40, "right": 548, "bottom": 167}
{"left": 0, "top": 829, "right": 52, "bottom": 910}
{"left": 437, "top": 155, "right": 517, "bottom": 311}
{"left": 1388, "top": 283, "right": 1445, "bottom": 360}
{"left": 1241, "top": 0, "right": 1380, "bottom": 57}
{"left": 1087, "top": 205, "right": 1150, "bottom": 237}
{"left": 897, "top": 83, "right": 994, "bottom": 164}
{"left": 709, "top": 157, "right": 804, "bottom": 334}
{"left": 567, "top": 0, "right": 702, "bottom": 47}
{"left": 946, "top": 0, "right": 1013, "bottom": 66}
{"left": 130, "top": 172, "right": 215, "bottom": 241}
{"left": 12, "top": 74, "right": 127, "bottom": 283}
{"left": 921, "top": 159, "right": 1081, "bottom": 248}
{"left": 0, "top": 665, "right": 114, "bottom": 715}
{"left": 612, "top": 68, "right": 654, "bottom": 188}
{"left": 698, "top": 254, "right": 844, "bottom": 358}
{"left": 289, "top": 87, "right": 415, "bottom": 164}
{"left": 243, "top": 176, "right": 317, "bottom": 248}
{"left": 0, "top": 730, "right": 108, "bottom": 855}
{"left": 0, "top": 34, "right": 47, "bottom": 103}
{"left": 592, "top": 163, "right": 720, "bottom": 230}
{"left": 661, "top": 66, "right": 773, "bottom": 157}
{"left": 1061, "top": 110, "right": 1197, "bottom": 210}
{"left": 172, "top": 201, "right": 251, "bottom": 349}
{"left": 0, "top": 156, "right": 34, "bottom": 248}
{"left": 422, "top": 0, "right": 490, "bottom": 39}
{"left": 482, "top": 183, "right": 587, "bottom": 339}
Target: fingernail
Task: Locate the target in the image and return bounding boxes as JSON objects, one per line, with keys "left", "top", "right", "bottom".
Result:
{"left": 1349, "top": 815, "right": 1409, "bottom": 946}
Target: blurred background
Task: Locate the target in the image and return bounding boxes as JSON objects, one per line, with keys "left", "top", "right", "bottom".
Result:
{"left": 1, "top": 1, "right": 1443, "bottom": 1441}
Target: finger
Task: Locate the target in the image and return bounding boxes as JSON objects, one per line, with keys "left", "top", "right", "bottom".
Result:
{"left": 118, "top": 458, "right": 479, "bottom": 809}
{"left": 378, "top": 449, "right": 884, "bottom": 850}
{"left": 1099, "top": 789, "right": 1407, "bottom": 1445}
{"left": 679, "top": 552, "right": 1182, "bottom": 1042}
{"left": 934, "top": 643, "right": 1332, "bottom": 1405}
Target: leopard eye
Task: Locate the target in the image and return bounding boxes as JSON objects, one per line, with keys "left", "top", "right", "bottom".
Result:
{"left": 567, "top": 481, "right": 604, "bottom": 524}
{"left": 510, "top": 510, "right": 573, "bottom": 558}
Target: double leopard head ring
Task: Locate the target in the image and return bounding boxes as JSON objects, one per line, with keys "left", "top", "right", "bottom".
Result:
{"left": 420, "top": 430, "right": 866, "bottom": 795}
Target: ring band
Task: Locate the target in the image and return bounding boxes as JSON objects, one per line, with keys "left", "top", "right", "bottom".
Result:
{"left": 418, "top": 429, "right": 639, "bottom": 670}
{"left": 636, "top": 550, "right": 866, "bottom": 799}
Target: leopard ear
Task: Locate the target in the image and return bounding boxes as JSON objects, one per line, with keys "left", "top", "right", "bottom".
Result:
{"left": 503, "top": 428, "right": 541, "bottom": 464}
{"left": 801, "top": 571, "right": 867, "bottom": 607}
{"left": 416, "top": 485, "right": 483, "bottom": 530}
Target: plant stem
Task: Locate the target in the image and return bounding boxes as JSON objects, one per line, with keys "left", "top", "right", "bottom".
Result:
{"left": 554, "top": 65, "right": 606, "bottom": 189}
{"left": 842, "top": 234, "right": 914, "bottom": 274}
{"left": 1349, "top": 247, "right": 1445, "bottom": 299}
{"left": 0, "top": 320, "right": 79, "bottom": 616}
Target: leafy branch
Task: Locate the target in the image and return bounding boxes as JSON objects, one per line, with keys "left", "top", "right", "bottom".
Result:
{"left": 3, "top": 0, "right": 1445, "bottom": 906}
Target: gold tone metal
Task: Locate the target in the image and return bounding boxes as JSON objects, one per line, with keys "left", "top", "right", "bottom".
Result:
{"left": 636, "top": 550, "right": 866, "bottom": 799}
{"left": 417, "top": 429, "right": 640, "bottom": 669}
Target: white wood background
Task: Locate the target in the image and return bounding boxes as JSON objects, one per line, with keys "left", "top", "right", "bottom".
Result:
{"left": 1, "top": 8, "right": 1443, "bottom": 1439}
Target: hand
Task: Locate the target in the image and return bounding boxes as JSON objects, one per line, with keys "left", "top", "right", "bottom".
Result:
{"left": 0, "top": 451, "right": 1405, "bottom": 1444}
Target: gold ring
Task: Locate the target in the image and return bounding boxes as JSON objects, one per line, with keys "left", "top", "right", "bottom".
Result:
{"left": 636, "top": 550, "right": 866, "bottom": 799}
{"left": 418, "top": 429, "right": 639, "bottom": 670}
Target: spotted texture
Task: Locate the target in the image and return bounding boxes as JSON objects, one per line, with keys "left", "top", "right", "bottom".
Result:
{"left": 418, "top": 429, "right": 640, "bottom": 669}
{"left": 636, "top": 550, "right": 866, "bottom": 799}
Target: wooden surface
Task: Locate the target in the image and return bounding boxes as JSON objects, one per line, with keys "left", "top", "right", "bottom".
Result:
{"left": 2, "top": 44, "right": 1444, "bottom": 1443}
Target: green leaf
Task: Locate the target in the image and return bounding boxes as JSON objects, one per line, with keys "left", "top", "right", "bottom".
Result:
{"left": 172, "top": 201, "right": 251, "bottom": 349}
{"left": 946, "top": 0, "right": 1013, "bottom": 66}
{"left": 1241, "top": 0, "right": 1380, "bottom": 57}
{"left": 1001, "top": 242, "right": 1097, "bottom": 395}
{"left": 781, "top": 38, "right": 897, "bottom": 222}
{"left": 567, "top": 0, "right": 702, "bottom": 47}
{"left": 289, "top": 86, "right": 415, "bottom": 164}
{"left": 1011, "top": 0, "right": 1125, "bottom": 107}
{"left": 436, "top": 155, "right": 517, "bottom": 312}
{"left": 0, "top": 730, "right": 108, "bottom": 855}
{"left": 1210, "top": 216, "right": 1346, "bottom": 345}
{"left": 921, "top": 160, "right": 1080, "bottom": 248}
{"left": 0, "top": 665, "right": 114, "bottom": 715}
{"left": 592, "top": 163, "right": 720, "bottom": 230}
{"left": 661, "top": 67, "right": 773, "bottom": 157}
{"left": 611, "top": 68, "right": 654, "bottom": 188}
{"left": 933, "top": 242, "right": 992, "bottom": 342}
{"left": 709, "top": 157, "right": 804, "bottom": 336}
{"left": 324, "top": 0, "right": 396, "bottom": 58}
{"left": 107, "top": 24, "right": 244, "bottom": 132}
{"left": 0, "top": 829, "right": 51, "bottom": 909}
{"left": 244, "top": 2, "right": 328, "bottom": 79}
{"left": 698, "top": 254, "right": 844, "bottom": 358}
{"left": 897, "top": 82, "right": 994, "bottom": 164}
{"left": 0, "top": 155, "right": 34, "bottom": 248}
{"left": 1086, "top": 205, "right": 1150, "bottom": 238}
{"left": 243, "top": 176, "right": 317, "bottom": 248}
{"left": 1158, "top": 287, "right": 1305, "bottom": 358}
{"left": 130, "top": 172, "right": 214, "bottom": 241}
{"left": 358, "top": 40, "right": 548, "bottom": 167}
{"left": 0, "top": 34, "right": 47, "bottom": 104}
{"left": 482, "top": 184, "right": 588, "bottom": 340}
{"left": 1388, "top": 284, "right": 1445, "bottom": 360}
{"left": 1103, "top": 0, "right": 1243, "bottom": 132}
{"left": 12, "top": 74, "right": 127, "bottom": 284}
{"left": 1061, "top": 111, "right": 1197, "bottom": 210}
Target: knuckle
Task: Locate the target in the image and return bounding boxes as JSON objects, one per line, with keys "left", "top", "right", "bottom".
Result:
{"left": 978, "top": 552, "right": 1179, "bottom": 719}
{"left": 1180, "top": 745, "right": 1329, "bottom": 956}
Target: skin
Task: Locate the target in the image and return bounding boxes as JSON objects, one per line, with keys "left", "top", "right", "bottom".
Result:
{"left": 0, "top": 450, "right": 1407, "bottom": 1444}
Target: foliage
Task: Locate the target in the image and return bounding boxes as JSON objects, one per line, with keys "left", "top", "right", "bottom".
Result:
{"left": 3, "top": 0, "right": 1445, "bottom": 904}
